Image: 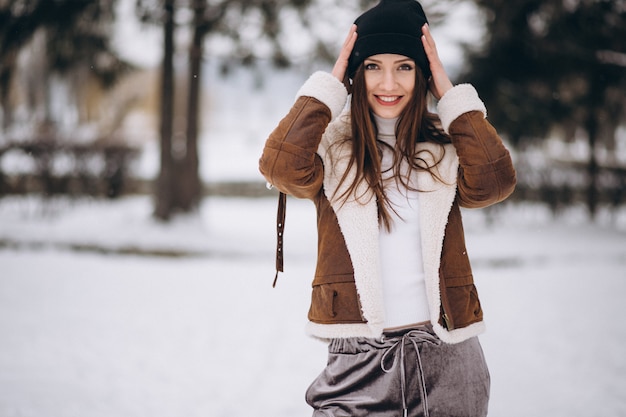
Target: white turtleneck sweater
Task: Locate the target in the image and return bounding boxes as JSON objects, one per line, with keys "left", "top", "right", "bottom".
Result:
{"left": 374, "top": 114, "right": 430, "bottom": 329}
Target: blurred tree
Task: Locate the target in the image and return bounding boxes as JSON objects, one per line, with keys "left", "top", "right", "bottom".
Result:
{"left": 138, "top": 0, "right": 328, "bottom": 220}
{"left": 153, "top": 0, "right": 176, "bottom": 219}
{"left": 461, "top": 0, "right": 626, "bottom": 217}
{"left": 0, "top": 0, "right": 131, "bottom": 131}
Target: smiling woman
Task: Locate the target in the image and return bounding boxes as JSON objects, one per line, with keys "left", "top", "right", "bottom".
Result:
{"left": 258, "top": 0, "right": 516, "bottom": 416}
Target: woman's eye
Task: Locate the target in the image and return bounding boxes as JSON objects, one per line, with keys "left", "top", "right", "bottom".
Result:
{"left": 399, "top": 64, "right": 414, "bottom": 71}
{"left": 364, "top": 63, "right": 378, "bottom": 70}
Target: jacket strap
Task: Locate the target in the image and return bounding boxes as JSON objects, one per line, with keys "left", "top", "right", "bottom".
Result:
{"left": 273, "top": 191, "right": 287, "bottom": 287}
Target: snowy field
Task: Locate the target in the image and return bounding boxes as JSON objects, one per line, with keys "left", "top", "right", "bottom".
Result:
{"left": 1, "top": 195, "right": 625, "bottom": 417}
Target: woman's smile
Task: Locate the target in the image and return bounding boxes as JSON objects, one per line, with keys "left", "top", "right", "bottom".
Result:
{"left": 375, "top": 95, "right": 403, "bottom": 105}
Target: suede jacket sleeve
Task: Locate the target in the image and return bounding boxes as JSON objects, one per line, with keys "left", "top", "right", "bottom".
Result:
{"left": 437, "top": 84, "right": 517, "bottom": 208}
{"left": 259, "top": 72, "right": 348, "bottom": 199}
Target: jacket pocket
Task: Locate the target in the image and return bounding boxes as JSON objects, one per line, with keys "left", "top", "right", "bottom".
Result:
{"left": 444, "top": 282, "right": 483, "bottom": 328}
{"left": 308, "top": 281, "right": 365, "bottom": 324}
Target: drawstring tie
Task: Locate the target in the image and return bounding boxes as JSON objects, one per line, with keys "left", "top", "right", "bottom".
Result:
{"left": 380, "top": 329, "right": 441, "bottom": 417}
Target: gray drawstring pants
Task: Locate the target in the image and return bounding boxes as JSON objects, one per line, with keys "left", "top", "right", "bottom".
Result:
{"left": 305, "top": 324, "right": 490, "bottom": 417}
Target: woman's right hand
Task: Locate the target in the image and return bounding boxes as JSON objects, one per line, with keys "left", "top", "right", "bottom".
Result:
{"left": 331, "top": 24, "right": 358, "bottom": 82}
{"left": 421, "top": 23, "right": 453, "bottom": 100}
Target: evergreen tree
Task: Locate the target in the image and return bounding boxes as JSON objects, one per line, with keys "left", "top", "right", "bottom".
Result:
{"left": 462, "top": 0, "right": 626, "bottom": 217}
{"left": 0, "top": 0, "right": 130, "bottom": 130}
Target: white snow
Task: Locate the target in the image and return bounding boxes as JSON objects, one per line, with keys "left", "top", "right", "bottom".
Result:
{"left": 1, "top": 195, "right": 625, "bottom": 417}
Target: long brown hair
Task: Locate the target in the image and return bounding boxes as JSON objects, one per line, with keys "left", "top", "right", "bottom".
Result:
{"left": 335, "top": 63, "right": 451, "bottom": 231}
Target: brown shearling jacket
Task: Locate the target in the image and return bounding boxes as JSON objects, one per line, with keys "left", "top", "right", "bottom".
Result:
{"left": 259, "top": 72, "right": 516, "bottom": 343}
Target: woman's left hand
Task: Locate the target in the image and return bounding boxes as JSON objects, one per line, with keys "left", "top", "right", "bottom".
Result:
{"left": 421, "top": 24, "right": 453, "bottom": 100}
{"left": 332, "top": 24, "right": 358, "bottom": 83}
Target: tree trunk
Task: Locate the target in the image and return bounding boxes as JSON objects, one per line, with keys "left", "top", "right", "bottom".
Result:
{"left": 585, "top": 112, "right": 599, "bottom": 220}
{"left": 0, "top": 71, "right": 12, "bottom": 131}
{"left": 175, "top": 0, "right": 205, "bottom": 211}
{"left": 154, "top": 0, "right": 175, "bottom": 221}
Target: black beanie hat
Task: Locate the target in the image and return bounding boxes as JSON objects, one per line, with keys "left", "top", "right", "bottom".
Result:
{"left": 348, "top": 0, "right": 430, "bottom": 78}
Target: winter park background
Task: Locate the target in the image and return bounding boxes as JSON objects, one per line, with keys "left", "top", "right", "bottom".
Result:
{"left": 2, "top": 1, "right": 626, "bottom": 417}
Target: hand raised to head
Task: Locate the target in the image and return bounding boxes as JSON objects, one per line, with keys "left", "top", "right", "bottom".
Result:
{"left": 332, "top": 24, "right": 358, "bottom": 83}
{"left": 421, "top": 23, "right": 453, "bottom": 100}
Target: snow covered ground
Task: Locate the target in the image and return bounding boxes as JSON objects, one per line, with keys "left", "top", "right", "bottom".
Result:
{"left": 1, "top": 195, "right": 625, "bottom": 417}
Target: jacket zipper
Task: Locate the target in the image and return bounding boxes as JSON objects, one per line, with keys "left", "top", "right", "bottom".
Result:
{"left": 439, "top": 279, "right": 455, "bottom": 330}
{"left": 442, "top": 310, "right": 453, "bottom": 330}
{"left": 440, "top": 297, "right": 454, "bottom": 331}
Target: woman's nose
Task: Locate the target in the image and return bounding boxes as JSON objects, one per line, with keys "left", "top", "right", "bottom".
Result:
{"left": 381, "top": 70, "right": 396, "bottom": 90}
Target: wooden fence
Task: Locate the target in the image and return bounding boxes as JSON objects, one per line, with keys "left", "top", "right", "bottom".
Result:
{"left": 0, "top": 141, "right": 140, "bottom": 198}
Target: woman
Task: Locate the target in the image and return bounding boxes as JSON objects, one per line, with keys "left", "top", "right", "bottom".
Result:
{"left": 259, "top": 0, "right": 516, "bottom": 415}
